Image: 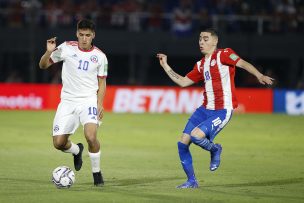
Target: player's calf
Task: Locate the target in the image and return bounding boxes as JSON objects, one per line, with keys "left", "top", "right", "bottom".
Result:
{"left": 190, "top": 136, "right": 223, "bottom": 171}
{"left": 190, "top": 136, "right": 217, "bottom": 152}
{"left": 210, "top": 144, "right": 222, "bottom": 171}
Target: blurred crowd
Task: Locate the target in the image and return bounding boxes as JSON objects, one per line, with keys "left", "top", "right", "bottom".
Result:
{"left": 1, "top": 0, "right": 304, "bottom": 88}
{"left": 0, "top": 0, "right": 304, "bottom": 35}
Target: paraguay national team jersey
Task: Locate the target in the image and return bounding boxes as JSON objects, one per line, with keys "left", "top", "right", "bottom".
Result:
{"left": 50, "top": 41, "right": 108, "bottom": 101}
{"left": 186, "top": 48, "right": 240, "bottom": 110}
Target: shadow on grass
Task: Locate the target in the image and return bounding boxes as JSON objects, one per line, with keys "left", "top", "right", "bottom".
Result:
{"left": 1, "top": 176, "right": 302, "bottom": 188}
{"left": 1, "top": 176, "right": 303, "bottom": 201}
{"left": 0, "top": 177, "right": 49, "bottom": 185}
{"left": 74, "top": 176, "right": 202, "bottom": 203}
{"left": 77, "top": 176, "right": 184, "bottom": 187}
{"left": 206, "top": 177, "right": 304, "bottom": 188}
{"left": 72, "top": 176, "right": 304, "bottom": 202}
{"left": 0, "top": 176, "right": 183, "bottom": 189}
{"left": 203, "top": 177, "right": 304, "bottom": 200}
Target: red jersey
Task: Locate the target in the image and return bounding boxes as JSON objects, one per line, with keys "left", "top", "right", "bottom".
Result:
{"left": 186, "top": 48, "right": 240, "bottom": 110}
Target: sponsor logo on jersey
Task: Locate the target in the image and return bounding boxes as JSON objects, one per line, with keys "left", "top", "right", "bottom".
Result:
{"left": 210, "top": 59, "right": 216, "bottom": 67}
{"left": 72, "top": 54, "right": 78, "bottom": 58}
{"left": 229, "top": 54, "right": 239, "bottom": 61}
{"left": 90, "top": 55, "right": 98, "bottom": 63}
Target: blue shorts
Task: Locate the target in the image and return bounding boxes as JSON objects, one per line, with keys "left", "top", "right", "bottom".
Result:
{"left": 183, "top": 106, "right": 233, "bottom": 141}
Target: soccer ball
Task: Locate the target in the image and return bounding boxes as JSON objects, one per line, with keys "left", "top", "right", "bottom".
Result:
{"left": 52, "top": 166, "right": 75, "bottom": 189}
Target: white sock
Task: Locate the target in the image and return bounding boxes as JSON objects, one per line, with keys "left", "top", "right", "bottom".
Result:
{"left": 63, "top": 142, "right": 80, "bottom": 155}
{"left": 88, "top": 151, "right": 101, "bottom": 173}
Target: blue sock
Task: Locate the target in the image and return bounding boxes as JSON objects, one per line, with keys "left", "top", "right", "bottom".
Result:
{"left": 191, "top": 136, "right": 218, "bottom": 152}
{"left": 177, "top": 142, "right": 196, "bottom": 182}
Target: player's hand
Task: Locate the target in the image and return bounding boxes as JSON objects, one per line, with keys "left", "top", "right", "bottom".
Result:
{"left": 97, "top": 106, "right": 104, "bottom": 120}
{"left": 46, "top": 37, "right": 57, "bottom": 53}
{"left": 156, "top": 53, "right": 168, "bottom": 67}
{"left": 258, "top": 75, "right": 274, "bottom": 85}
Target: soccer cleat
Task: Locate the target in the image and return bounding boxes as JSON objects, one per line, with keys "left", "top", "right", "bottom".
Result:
{"left": 176, "top": 180, "right": 199, "bottom": 189}
{"left": 210, "top": 144, "right": 222, "bottom": 171}
{"left": 93, "top": 171, "right": 104, "bottom": 186}
{"left": 73, "top": 143, "right": 84, "bottom": 171}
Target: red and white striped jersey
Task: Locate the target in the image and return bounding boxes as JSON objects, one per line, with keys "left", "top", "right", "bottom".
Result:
{"left": 50, "top": 41, "right": 108, "bottom": 102}
{"left": 186, "top": 48, "right": 240, "bottom": 110}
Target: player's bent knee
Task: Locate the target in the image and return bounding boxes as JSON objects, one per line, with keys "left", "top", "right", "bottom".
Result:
{"left": 190, "top": 127, "right": 206, "bottom": 138}
{"left": 53, "top": 135, "right": 68, "bottom": 150}
{"left": 53, "top": 140, "right": 66, "bottom": 150}
{"left": 180, "top": 133, "right": 191, "bottom": 145}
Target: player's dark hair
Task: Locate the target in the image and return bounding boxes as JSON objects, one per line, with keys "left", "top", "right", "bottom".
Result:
{"left": 77, "top": 19, "right": 96, "bottom": 32}
{"left": 202, "top": 28, "right": 218, "bottom": 37}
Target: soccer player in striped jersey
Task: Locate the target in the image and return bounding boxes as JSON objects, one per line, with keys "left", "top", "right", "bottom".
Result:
{"left": 39, "top": 19, "right": 108, "bottom": 186}
{"left": 157, "top": 28, "right": 274, "bottom": 189}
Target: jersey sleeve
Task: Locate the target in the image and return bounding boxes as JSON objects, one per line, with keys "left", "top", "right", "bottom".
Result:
{"left": 186, "top": 63, "right": 203, "bottom": 83}
{"left": 50, "top": 42, "right": 66, "bottom": 63}
{"left": 220, "top": 48, "right": 241, "bottom": 66}
{"left": 97, "top": 54, "right": 108, "bottom": 78}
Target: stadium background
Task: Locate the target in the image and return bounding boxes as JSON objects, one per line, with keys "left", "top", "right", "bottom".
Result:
{"left": 0, "top": 0, "right": 304, "bottom": 114}
{"left": 0, "top": 1, "right": 304, "bottom": 203}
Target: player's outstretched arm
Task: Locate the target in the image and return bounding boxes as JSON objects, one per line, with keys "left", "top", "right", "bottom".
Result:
{"left": 236, "top": 59, "right": 274, "bottom": 85}
{"left": 39, "top": 37, "right": 57, "bottom": 69}
{"left": 156, "top": 53, "right": 194, "bottom": 87}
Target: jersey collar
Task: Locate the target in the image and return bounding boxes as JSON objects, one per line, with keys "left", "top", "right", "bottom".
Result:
{"left": 78, "top": 44, "right": 94, "bottom": 52}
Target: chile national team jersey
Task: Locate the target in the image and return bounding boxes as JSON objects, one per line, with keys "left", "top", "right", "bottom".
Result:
{"left": 186, "top": 48, "right": 240, "bottom": 110}
{"left": 50, "top": 41, "right": 108, "bottom": 101}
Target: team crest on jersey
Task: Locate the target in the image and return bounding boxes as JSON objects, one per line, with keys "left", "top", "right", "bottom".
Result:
{"left": 90, "top": 55, "right": 98, "bottom": 63}
{"left": 54, "top": 125, "right": 59, "bottom": 132}
{"left": 210, "top": 59, "right": 216, "bottom": 67}
{"left": 229, "top": 53, "right": 239, "bottom": 61}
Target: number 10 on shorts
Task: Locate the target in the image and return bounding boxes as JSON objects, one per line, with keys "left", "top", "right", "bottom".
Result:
{"left": 88, "top": 107, "right": 98, "bottom": 115}
{"left": 212, "top": 117, "right": 222, "bottom": 127}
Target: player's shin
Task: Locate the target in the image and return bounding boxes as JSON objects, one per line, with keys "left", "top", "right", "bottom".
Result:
{"left": 88, "top": 151, "right": 101, "bottom": 173}
{"left": 89, "top": 151, "right": 104, "bottom": 186}
{"left": 177, "top": 142, "right": 196, "bottom": 182}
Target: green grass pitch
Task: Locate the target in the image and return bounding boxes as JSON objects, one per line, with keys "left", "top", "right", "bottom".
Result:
{"left": 0, "top": 111, "right": 303, "bottom": 203}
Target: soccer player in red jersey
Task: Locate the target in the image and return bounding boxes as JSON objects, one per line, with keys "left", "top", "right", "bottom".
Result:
{"left": 157, "top": 28, "right": 274, "bottom": 188}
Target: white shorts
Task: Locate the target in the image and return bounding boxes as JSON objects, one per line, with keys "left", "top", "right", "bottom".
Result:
{"left": 52, "top": 98, "right": 99, "bottom": 136}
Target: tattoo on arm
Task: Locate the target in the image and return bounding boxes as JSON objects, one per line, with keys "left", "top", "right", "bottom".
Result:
{"left": 167, "top": 69, "right": 180, "bottom": 79}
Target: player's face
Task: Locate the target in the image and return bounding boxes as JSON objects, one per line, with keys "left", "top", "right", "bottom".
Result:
{"left": 77, "top": 29, "right": 95, "bottom": 50}
{"left": 199, "top": 32, "right": 218, "bottom": 55}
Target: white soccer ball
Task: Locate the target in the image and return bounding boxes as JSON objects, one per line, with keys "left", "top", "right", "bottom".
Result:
{"left": 52, "top": 166, "right": 75, "bottom": 189}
